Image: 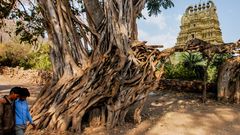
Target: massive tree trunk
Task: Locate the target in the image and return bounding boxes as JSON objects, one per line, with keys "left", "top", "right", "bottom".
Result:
{"left": 217, "top": 57, "right": 240, "bottom": 103}
{"left": 30, "top": 0, "right": 165, "bottom": 133}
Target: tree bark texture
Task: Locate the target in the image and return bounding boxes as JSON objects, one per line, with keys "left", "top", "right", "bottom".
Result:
{"left": 30, "top": 0, "right": 165, "bottom": 133}
{"left": 29, "top": 0, "right": 239, "bottom": 132}
{"left": 217, "top": 57, "right": 240, "bottom": 103}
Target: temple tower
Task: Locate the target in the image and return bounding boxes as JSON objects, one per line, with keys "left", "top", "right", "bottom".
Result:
{"left": 176, "top": 1, "right": 223, "bottom": 46}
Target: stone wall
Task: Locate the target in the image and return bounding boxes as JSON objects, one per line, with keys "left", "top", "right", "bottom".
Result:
{"left": 0, "top": 67, "right": 218, "bottom": 93}
{"left": 159, "top": 79, "right": 217, "bottom": 93}
{"left": 0, "top": 66, "right": 52, "bottom": 85}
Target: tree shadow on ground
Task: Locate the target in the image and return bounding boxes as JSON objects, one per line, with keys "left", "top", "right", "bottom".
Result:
{"left": 25, "top": 89, "right": 240, "bottom": 135}
{"left": 103, "top": 90, "right": 240, "bottom": 135}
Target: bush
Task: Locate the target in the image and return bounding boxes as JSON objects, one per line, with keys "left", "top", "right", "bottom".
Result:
{"left": 164, "top": 62, "right": 198, "bottom": 80}
{"left": 164, "top": 52, "right": 205, "bottom": 81}
{"left": 164, "top": 52, "right": 231, "bottom": 83}
{"left": 208, "top": 53, "right": 231, "bottom": 82}
{"left": 23, "top": 43, "right": 51, "bottom": 70}
{"left": 0, "top": 43, "right": 31, "bottom": 67}
{"left": 0, "top": 42, "right": 51, "bottom": 70}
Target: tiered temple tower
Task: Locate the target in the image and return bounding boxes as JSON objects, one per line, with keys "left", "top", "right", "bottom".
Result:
{"left": 176, "top": 1, "right": 223, "bottom": 46}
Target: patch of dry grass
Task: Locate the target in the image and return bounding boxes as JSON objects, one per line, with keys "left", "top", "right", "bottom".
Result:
{"left": 0, "top": 42, "right": 31, "bottom": 58}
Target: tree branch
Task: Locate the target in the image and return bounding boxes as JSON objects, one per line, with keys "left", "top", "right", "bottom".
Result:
{"left": 83, "top": 0, "right": 105, "bottom": 29}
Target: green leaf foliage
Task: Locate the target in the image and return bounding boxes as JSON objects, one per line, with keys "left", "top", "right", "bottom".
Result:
{"left": 164, "top": 52, "right": 232, "bottom": 83}
{"left": 181, "top": 52, "right": 205, "bottom": 80}
{"left": 7, "top": 4, "right": 45, "bottom": 45}
{"left": 146, "top": 0, "right": 174, "bottom": 16}
{"left": 164, "top": 52, "right": 205, "bottom": 81}
{"left": 0, "top": 43, "right": 51, "bottom": 70}
{"left": 164, "top": 62, "right": 199, "bottom": 80}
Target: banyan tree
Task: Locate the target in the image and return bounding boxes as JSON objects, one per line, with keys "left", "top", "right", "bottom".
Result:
{"left": 1, "top": 0, "right": 174, "bottom": 132}
{"left": 218, "top": 57, "right": 240, "bottom": 103}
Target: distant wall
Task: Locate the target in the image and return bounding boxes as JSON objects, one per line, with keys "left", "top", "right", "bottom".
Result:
{"left": 0, "top": 66, "right": 52, "bottom": 85}
{"left": 159, "top": 79, "right": 217, "bottom": 93}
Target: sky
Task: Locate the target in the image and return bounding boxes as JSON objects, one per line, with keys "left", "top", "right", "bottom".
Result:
{"left": 137, "top": 0, "right": 240, "bottom": 49}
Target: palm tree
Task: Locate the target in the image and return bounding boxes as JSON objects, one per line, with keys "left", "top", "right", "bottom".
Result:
{"left": 182, "top": 52, "right": 205, "bottom": 80}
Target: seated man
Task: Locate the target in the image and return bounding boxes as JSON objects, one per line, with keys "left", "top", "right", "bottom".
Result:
{"left": 0, "top": 87, "right": 21, "bottom": 135}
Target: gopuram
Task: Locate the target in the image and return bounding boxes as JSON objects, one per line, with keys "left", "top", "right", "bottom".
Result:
{"left": 176, "top": 1, "right": 224, "bottom": 46}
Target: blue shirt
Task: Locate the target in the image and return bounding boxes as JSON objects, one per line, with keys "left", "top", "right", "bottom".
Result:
{"left": 15, "top": 99, "right": 33, "bottom": 125}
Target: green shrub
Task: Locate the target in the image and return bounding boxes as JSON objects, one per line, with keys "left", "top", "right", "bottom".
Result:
{"left": 164, "top": 52, "right": 231, "bottom": 83}
{"left": 0, "top": 42, "right": 51, "bottom": 70}
{"left": 164, "top": 52, "right": 205, "bottom": 81}
{"left": 0, "top": 43, "right": 31, "bottom": 67}
{"left": 208, "top": 53, "right": 231, "bottom": 82}
{"left": 207, "top": 66, "right": 217, "bottom": 83}
{"left": 164, "top": 62, "right": 198, "bottom": 80}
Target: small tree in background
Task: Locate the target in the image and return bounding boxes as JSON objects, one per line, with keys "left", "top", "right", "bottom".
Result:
{"left": 164, "top": 52, "right": 205, "bottom": 81}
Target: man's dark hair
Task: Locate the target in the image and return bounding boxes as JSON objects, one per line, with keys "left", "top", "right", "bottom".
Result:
{"left": 20, "top": 88, "right": 30, "bottom": 97}
{"left": 10, "top": 87, "right": 22, "bottom": 95}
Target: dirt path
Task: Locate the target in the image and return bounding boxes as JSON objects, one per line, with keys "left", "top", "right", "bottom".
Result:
{"left": 50, "top": 91, "right": 240, "bottom": 135}
{"left": 103, "top": 90, "right": 240, "bottom": 135}
{"left": 0, "top": 75, "right": 42, "bottom": 104}
{"left": 1, "top": 75, "right": 240, "bottom": 135}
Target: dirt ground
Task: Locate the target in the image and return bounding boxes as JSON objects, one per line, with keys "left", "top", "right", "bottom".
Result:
{"left": 0, "top": 74, "right": 240, "bottom": 135}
